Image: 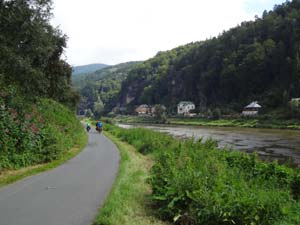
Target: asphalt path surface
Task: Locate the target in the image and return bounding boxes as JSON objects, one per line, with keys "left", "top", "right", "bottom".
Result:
{"left": 0, "top": 129, "right": 120, "bottom": 225}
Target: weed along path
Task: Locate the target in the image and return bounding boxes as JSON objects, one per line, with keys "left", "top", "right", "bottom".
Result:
{"left": 0, "top": 129, "right": 120, "bottom": 225}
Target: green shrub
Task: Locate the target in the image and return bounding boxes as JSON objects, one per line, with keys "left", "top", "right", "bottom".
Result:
{"left": 106, "top": 124, "right": 300, "bottom": 225}
{"left": 0, "top": 86, "right": 84, "bottom": 170}
{"left": 150, "top": 141, "right": 295, "bottom": 225}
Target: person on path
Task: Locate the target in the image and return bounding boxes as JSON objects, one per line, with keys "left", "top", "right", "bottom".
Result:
{"left": 86, "top": 123, "right": 91, "bottom": 132}
{"left": 96, "top": 121, "right": 103, "bottom": 133}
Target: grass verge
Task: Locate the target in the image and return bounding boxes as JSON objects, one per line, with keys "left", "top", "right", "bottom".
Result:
{"left": 93, "top": 131, "right": 169, "bottom": 225}
{"left": 0, "top": 130, "right": 87, "bottom": 188}
{"left": 101, "top": 124, "right": 300, "bottom": 225}
{"left": 113, "top": 115, "right": 300, "bottom": 130}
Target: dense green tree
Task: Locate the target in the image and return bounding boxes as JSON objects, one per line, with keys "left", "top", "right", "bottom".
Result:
{"left": 0, "top": 0, "right": 78, "bottom": 108}
{"left": 153, "top": 104, "right": 166, "bottom": 122}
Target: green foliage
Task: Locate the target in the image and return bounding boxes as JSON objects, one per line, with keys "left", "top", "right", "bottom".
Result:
{"left": 72, "top": 64, "right": 108, "bottom": 76}
{"left": 0, "top": 1, "right": 84, "bottom": 172}
{"left": 153, "top": 104, "right": 167, "bottom": 123}
{"left": 85, "top": 109, "right": 94, "bottom": 118}
{"left": 0, "top": 0, "right": 79, "bottom": 108}
{"left": 212, "top": 108, "right": 221, "bottom": 119}
{"left": 105, "top": 124, "right": 300, "bottom": 225}
{"left": 94, "top": 132, "right": 168, "bottom": 225}
{"left": 74, "top": 62, "right": 139, "bottom": 115}
{"left": 0, "top": 85, "right": 84, "bottom": 170}
{"left": 113, "top": 0, "right": 300, "bottom": 115}
{"left": 288, "top": 99, "right": 300, "bottom": 118}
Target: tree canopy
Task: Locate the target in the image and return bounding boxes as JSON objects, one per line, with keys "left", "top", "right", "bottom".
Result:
{"left": 0, "top": 0, "right": 79, "bottom": 108}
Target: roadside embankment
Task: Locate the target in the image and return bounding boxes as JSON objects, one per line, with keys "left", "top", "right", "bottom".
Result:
{"left": 0, "top": 98, "right": 87, "bottom": 187}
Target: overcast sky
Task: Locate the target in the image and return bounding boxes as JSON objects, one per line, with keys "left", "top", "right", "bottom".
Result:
{"left": 51, "top": 0, "right": 286, "bottom": 66}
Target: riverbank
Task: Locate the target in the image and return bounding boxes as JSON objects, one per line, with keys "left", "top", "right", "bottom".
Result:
{"left": 98, "top": 124, "right": 300, "bottom": 225}
{"left": 112, "top": 115, "right": 300, "bottom": 130}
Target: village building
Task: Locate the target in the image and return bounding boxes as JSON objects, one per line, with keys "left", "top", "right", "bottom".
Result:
{"left": 177, "top": 101, "right": 195, "bottom": 116}
{"left": 135, "top": 104, "right": 152, "bottom": 115}
{"left": 290, "top": 98, "right": 300, "bottom": 107}
{"left": 242, "top": 101, "right": 261, "bottom": 116}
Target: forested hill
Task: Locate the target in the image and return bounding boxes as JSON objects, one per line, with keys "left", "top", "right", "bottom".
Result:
{"left": 0, "top": 0, "right": 85, "bottom": 171}
{"left": 74, "top": 62, "right": 139, "bottom": 116}
{"left": 114, "top": 0, "right": 300, "bottom": 114}
{"left": 72, "top": 63, "right": 109, "bottom": 76}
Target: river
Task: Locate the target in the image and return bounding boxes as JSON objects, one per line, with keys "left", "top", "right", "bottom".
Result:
{"left": 118, "top": 123, "right": 300, "bottom": 166}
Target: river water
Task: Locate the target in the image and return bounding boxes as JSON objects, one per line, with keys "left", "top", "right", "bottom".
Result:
{"left": 118, "top": 123, "right": 300, "bottom": 165}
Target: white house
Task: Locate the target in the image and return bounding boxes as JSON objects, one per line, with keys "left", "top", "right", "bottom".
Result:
{"left": 290, "top": 98, "right": 300, "bottom": 107}
{"left": 177, "top": 101, "right": 195, "bottom": 115}
{"left": 242, "top": 101, "right": 261, "bottom": 116}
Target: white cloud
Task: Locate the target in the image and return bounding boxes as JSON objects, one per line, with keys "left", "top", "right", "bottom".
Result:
{"left": 51, "top": 0, "right": 285, "bottom": 66}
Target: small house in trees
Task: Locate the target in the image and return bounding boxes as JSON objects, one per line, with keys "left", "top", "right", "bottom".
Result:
{"left": 135, "top": 104, "right": 151, "bottom": 115}
{"left": 242, "top": 101, "right": 261, "bottom": 116}
{"left": 290, "top": 98, "right": 300, "bottom": 108}
{"left": 177, "top": 101, "right": 195, "bottom": 116}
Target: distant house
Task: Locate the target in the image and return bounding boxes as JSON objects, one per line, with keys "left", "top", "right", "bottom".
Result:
{"left": 242, "top": 101, "right": 261, "bottom": 116}
{"left": 135, "top": 104, "right": 151, "bottom": 115}
{"left": 177, "top": 101, "right": 195, "bottom": 116}
{"left": 290, "top": 98, "right": 300, "bottom": 107}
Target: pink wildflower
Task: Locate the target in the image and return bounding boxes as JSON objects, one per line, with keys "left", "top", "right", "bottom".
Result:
{"left": 25, "top": 113, "right": 31, "bottom": 120}
{"left": 9, "top": 108, "right": 18, "bottom": 119}
{"left": 31, "top": 123, "right": 39, "bottom": 134}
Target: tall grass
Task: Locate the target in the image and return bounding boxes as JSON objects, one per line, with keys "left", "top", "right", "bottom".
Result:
{"left": 105, "top": 124, "right": 300, "bottom": 225}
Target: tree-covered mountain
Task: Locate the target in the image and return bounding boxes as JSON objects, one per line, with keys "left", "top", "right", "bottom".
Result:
{"left": 74, "top": 62, "right": 139, "bottom": 116}
{"left": 112, "top": 0, "right": 300, "bottom": 115}
{"left": 72, "top": 63, "right": 109, "bottom": 76}
{"left": 0, "top": 0, "right": 85, "bottom": 170}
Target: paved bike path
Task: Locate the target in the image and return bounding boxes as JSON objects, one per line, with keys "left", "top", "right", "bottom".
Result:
{"left": 0, "top": 130, "right": 120, "bottom": 225}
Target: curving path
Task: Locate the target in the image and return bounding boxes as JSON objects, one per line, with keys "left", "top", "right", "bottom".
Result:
{"left": 0, "top": 129, "right": 120, "bottom": 225}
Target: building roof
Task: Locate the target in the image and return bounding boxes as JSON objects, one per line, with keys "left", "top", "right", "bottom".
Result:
{"left": 291, "top": 98, "right": 300, "bottom": 101}
{"left": 245, "top": 101, "right": 261, "bottom": 108}
{"left": 178, "top": 101, "right": 194, "bottom": 106}
{"left": 137, "top": 104, "right": 149, "bottom": 108}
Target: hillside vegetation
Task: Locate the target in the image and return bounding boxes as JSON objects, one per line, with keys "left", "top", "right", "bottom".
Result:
{"left": 0, "top": 89, "right": 85, "bottom": 170}
{"left": 0, "top": 0, "right": 85, "bottom": 171}
{"left": 72, "top": 63, "right": 109, "bottom": 76}
{"left": 73, "top": 62, "right": 139, "bottom": 116}
{"left": 111, "top": 0, "right": 300, "bottom": 115}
